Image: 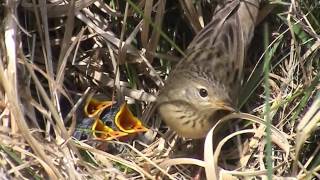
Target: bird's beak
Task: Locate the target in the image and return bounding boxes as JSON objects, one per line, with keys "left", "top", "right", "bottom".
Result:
{"left": 211, "top": 100, "right": 235, "bottom": 112}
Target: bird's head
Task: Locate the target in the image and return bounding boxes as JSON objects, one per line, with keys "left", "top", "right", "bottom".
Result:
{"left": 157, "top": 71, "right": 234, "bottom": 139}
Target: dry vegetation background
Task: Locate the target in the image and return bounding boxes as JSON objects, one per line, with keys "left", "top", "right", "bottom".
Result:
{"left": 0, "top": 0, "right": 319, "bottom": 179}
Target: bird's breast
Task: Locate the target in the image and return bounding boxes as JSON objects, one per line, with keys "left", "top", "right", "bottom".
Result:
{"left": 158, "top": 101, "right": 214, "bottom": 139}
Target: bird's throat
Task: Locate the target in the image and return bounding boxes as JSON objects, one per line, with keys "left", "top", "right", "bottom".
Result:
{"left": 158, "top": 101, "right": 213, "bottom": 139}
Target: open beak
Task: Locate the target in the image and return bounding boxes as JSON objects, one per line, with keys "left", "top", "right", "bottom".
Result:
{"left": 114, "top": 103, "right": 149, "bottom": 134}
{"left": 84, "top": 98, "right": 114, "bottom": 118}
{"left": 92, "top": 118, "right": 129, "bottom": 140}
{"left": 82, "top": 97, "right": 148, "bottom": 141}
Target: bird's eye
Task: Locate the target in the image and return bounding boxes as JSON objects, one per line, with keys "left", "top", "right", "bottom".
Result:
{"left": 199, "top": 88, "right": 208, "bottom": 98}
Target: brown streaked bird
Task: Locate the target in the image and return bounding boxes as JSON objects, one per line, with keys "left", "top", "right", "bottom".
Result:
{"left": 157, "top": 0, "right": 260, "bottom": 139}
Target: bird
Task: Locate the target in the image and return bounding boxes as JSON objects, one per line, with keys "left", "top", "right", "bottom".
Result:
{"left": 74, "top": 96, "right": 148, "bottom": 141}
{"left": 157, "top": 0, "right": 260, "bottom": 139}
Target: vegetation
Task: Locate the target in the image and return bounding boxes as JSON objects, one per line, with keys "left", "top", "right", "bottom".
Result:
{"left": 0, "top": 0, "right": 319, "bottom": 179}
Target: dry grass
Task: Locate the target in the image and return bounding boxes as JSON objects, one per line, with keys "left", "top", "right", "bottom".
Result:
{"left": 0, "top": 0, "right": 319, "bottom": 179}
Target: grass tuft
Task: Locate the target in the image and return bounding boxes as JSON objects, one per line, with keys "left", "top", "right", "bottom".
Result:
{"left": 0, "top": 0, "right": 319, "bottom": 179}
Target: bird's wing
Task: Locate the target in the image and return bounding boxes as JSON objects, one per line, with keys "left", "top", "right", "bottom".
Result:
{"left": 172, "top": 0, "right": 260, "bottom": 100}
{"left": 187, "top": 0, "right": 241, "bottom": 51}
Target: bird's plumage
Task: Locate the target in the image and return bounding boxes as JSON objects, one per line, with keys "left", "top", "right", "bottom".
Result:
{"left": 157, "top": 0, "right": 260, "bottom": 138}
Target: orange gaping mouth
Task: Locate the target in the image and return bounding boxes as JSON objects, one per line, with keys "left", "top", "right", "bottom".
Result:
{"left": 84, "top": 98, "right": 114, "bottom": 118}
{"left": 114, "top": 103, "right": 148, "bottom": 134}
{"left": 91, "top": 118, "right": 128, "bottom": 140}
{"left": 81, "top": 97, "right": 148, "bottom": 140}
